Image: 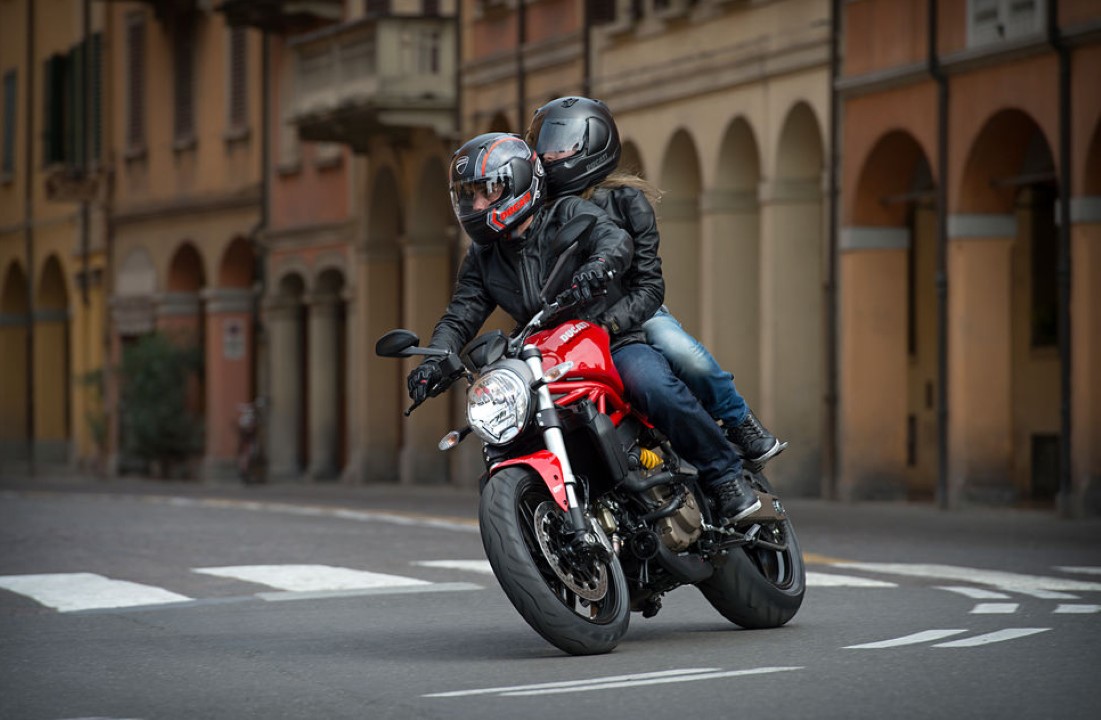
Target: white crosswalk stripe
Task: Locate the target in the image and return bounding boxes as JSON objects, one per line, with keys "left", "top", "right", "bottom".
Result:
{"left": 0, "top": 573, "right": 191, "bottom": 612}
{"left": 932, "top": 628, "right": 1050, "bottom": 647}
{"left": 806, "top": 572, "right": 897, "bottom": 587}
{"left": 192, "top": 564, "right": 430, "bottom": 592}
{"left": 970, "top": 603, "right": 1019, "bottom": 614}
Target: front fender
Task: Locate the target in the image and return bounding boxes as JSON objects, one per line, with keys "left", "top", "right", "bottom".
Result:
{"left": 489, "top": 450, "right": 568, "bottom": 512}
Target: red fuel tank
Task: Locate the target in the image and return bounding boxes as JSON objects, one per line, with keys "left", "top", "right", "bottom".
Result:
{"left": 529, "top": 320, "right": 625, "bottom": 396}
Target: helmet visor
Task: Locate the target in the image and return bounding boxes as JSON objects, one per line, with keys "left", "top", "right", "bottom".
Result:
{"left": 533, "top": 117, "right": 588, "bottom": 162}
{"left": 450, "top": 174, "right": 509, "bottom": 216}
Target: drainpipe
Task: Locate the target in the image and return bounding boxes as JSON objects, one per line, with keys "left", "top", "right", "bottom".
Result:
{"left": 824, "top": 0, "right": 841, "bottom": 500}
{"left": 24, "top": 0, "right": 36, "bottom": 477}
{"left": 516, "top": 0, "right": 525, "bottom": 129}
{"left": 81, "top": 0, "right": 90, "bottom": 309}
{"left": 928, "top": 0, "right": 949, "bottom": 509}
{"left": 249, "top": 29, "right": 271, "bottom": 404}
{"left": 1047, "top": 1, "right": 1072, "bottom": 517}
{"left": 582, "top": 0, "right": 591, "bottom": 98}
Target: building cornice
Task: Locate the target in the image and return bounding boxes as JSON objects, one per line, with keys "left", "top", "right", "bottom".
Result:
{"left": 113, "top": 186, "right": 262, "bottom": 227}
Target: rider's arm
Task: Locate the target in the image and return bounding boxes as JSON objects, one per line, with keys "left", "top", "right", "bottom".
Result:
{"left": 427, "top": 246, "right": 498, "bottom": 355}
{"left": 596, "top": 187, "right": 664, "bottom": 336}
{"left": 555, "top": 196, "right": 633, "bottom": 281}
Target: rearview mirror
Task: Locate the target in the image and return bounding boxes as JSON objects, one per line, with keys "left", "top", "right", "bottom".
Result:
{"left": 375, "top": 329, "right": 420, "bottom": 358}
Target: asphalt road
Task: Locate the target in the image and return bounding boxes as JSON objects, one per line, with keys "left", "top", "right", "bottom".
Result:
{"left": 1, "top": 478, "right": 1099, "bottom": 720}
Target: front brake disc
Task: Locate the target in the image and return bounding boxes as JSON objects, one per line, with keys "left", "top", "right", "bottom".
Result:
{"left": 533, "top": 501, "right": 608, "bottom": 601}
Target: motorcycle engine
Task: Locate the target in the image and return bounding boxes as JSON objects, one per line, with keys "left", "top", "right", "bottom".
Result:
{"left": 646, "top": 486, "right": 703, "bottom": 552}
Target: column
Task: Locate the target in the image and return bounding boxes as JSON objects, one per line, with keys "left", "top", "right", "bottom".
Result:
{"left": 357, "top": 247, "right": 401, "bottom": 483}
{"left": 264, "top": 296, "right": 302, "bottom": 481}
{"left": 836, "top": 227, "right": 910, "bottom": 500}
{"left": 306, "top": 293, "right": 340, "bottom": 480}
{"left": 947, "top": 214, "right": 1015, "bottom": 506}
{"left": 200, "top": 288, "right": 253, "bottom": 482}
{"left": 700, "top": 189, "right": 760, "bottom": 401}
{"left": 758, "top": 177, "right": 825, "bottom": 495}
{"left": 1070, "top": 198, "right": 1101, "bottom": 516}
{"left": 399, "top": 241, "right": 452, "bottom": 485}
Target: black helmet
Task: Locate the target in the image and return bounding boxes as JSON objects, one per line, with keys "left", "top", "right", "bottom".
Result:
{"left": 449, "top": 132, "right": 545, "bottom": 246}
{"left": 526, "top": 96, "right": 621, "bottom": 197}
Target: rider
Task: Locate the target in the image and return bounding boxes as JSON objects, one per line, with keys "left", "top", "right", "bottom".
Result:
{"left": 408, "top": 132, "right": 761, "bottom": 522}
{"left": 525, "top": 96, "right": 786, "bottom": 467}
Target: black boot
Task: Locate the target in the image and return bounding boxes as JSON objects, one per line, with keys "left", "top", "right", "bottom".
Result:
{"left": 726, "top": 410, "right": 786, "bottom": 466}
{"left": 711, "top": 471, "right": 762, "bottom": 523}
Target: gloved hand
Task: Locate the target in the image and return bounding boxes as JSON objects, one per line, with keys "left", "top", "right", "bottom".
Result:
{"left": 407, "top": 361, "right": 443, "bottom": 405}
{"left": 568, "top": 259, "right": 608, "bottom": 304}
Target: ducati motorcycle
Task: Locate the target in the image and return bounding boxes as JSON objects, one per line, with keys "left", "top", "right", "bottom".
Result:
{"left": 376, "top": 240, "right": 805, "bottom": 656}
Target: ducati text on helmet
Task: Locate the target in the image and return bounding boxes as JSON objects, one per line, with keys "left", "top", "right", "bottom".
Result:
{"left": 526, "top": 97, "right": 622, "bottom": 197}
{"left": 449, "top": 133, "right": 546, "bottom": 246}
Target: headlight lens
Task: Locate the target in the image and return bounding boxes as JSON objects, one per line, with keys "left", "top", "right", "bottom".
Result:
{"left": 467, "top": 368, "right": 530, "bottom": 445}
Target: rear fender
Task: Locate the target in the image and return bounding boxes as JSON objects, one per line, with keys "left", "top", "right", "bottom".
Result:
{"left": 490, "top": 450, "right": 568, "bottom": 512}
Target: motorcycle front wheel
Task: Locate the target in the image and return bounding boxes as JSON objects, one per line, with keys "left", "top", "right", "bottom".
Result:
{"left": 696, "top": 472, "right": 806, "bottom": 629}
{"left": 479, "top": 466, "right": 630, "bottom": 656}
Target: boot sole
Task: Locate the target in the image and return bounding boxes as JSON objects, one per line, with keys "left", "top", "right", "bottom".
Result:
{"left": 747, "top": 440, "right": 788, "bottom": 465}
{"left": 725, "top": 497, "right": 762, "bottom": 524}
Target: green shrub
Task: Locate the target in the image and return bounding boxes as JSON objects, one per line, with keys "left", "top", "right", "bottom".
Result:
{"left": 119, "top": 331, "right": 203, "bottom": 478}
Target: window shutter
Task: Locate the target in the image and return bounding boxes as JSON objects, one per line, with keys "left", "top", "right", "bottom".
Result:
{"left": 91, "top": 32, "right": 103, "bottom": 164}
{"left": 127, "top": 14, "right": 146, "bottom": 150}
{"left": 228, "top": 26, "right": 248, "bottom": 131}
{"left": 43, "top": 54, "right": 66, "bottom": 165}
{"left": 174, "top": 19, "right": 195, "bottom": 141}
{"left": 588, "top": 0, "right": 619, "bottom": 25}
{"left": 68, "top": 42, "right": 86, "bottom": 169}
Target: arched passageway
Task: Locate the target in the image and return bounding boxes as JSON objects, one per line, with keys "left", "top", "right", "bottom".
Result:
{"left": 0, "top": 262, "right": 29, "bottom": 463}
{"left": 658, "top": 129, "right": 703, "bottom": 336}
{"left": 34, "top": 256, "right": 72, "bottom": 464}
{"left": 266, "top": 272, "right": 307, "bottom": 479}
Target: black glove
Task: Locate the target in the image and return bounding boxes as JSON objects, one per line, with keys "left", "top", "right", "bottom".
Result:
{"left": 407, "top": 361, "right": 443, "bottom": 405}
{"left": 568, "top": 259, "right": 608, "bottom": 304}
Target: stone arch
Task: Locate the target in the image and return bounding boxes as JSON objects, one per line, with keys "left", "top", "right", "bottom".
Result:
{"left": 949, "top": 107, "right": 1061, "bottom": 505}
{"left": 761, "top": 101, "right": 825, "bottom": 495}
{"left": 487, "top": 111, "right": 512, "bottom": 134}
{"left": 620, "top": 140, "right": 646, "bottom": 178}
{"left": 167, "top": 242, "right": 206, "bottom": 293}
{"left": 0, "top": 262, "right": 29, "bottom": 457}
{"left": 34, "top": 255, "right": 71, "bottom": 456}
{"left": 658, "top": 128, "right": 703, "bottom": 334}
{"left": 217, "top": 236, "right": 253, "bottom": 289}
{"left": 844, "top": 130, "right": 938, "bottom": 500}
{"left": 706, "top": 117, "right": 763, "bottom": 403}
{"left": 304, "top": 266, "right": 347, "bottom": 480}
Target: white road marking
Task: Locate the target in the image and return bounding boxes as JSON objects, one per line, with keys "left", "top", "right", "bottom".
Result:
{"left": 970, "top": 603, "right": 1019, "bottom": 614}
{"left": 937, "top": 586, "right": 1010, "bottom": 600}
{"left": 832, "top": 562, "right": 1101, "bottom": 593}
{"left": 806, "top": 572, "right": 896, "bottom": 587}
{"left": 192, "top": 565, "right": 430, "bottom": 592}
{"left": 1010, "top": 588, "right": 1079, "bottom": 600}
{"left": 932, "top": 628, "right": 1050, "bottom": 647}
{"left": 414, "top": 560, "right": 494, "bottom": 574}
{"left": 423, "top": 667, "right": 802, "bottom": 698}
{"left": 502, "top": 667, "right": 804, "bottom": 696}
{"left": 1053, "top": 604, "right": 1101, "bottom": 614}
{"left": 0, "top": 573, "right": 191, "bottom": 612}
{"left": 1055, "top": 566, "right": 1101, "bottom": 575}
{"left": 844, "top": 629, "right": 968, "bottom": 649}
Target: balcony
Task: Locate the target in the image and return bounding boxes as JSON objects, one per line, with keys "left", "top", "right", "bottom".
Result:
{"left": 217, "top": 0, "right": 343, "bottom": 33}
{"left": 288, "top": 16, "right": 457, "bottom": 152}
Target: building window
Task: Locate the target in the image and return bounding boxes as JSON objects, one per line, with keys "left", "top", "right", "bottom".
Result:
{"left": 227, "top": 26, "right": 248, "bottom": 134}
{"left": 968, "top": 0, "right": 1046, "bottom": 47}
{"left": 126, "top": 12, "right": 146, "bottom": 153}
{"left": 174, "top": 18, "right": 196, "bottom": 145}
{"left": 417, "top": 29, "right": 441, "bottom": 74}
{"left": 2, "top": 70, "right": 15, "bottom": 179}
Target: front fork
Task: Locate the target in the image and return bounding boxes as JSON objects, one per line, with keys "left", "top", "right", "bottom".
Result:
{"left": 521, "top": 345, "right": 591, "bottom": 538}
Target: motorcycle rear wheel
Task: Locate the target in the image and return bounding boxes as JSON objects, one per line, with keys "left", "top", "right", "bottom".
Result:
{"left": 480, "top": 466, "right": 630, "bottom": 656}
{"left": 696, "top": 473, "right": 805, "bottom": 629}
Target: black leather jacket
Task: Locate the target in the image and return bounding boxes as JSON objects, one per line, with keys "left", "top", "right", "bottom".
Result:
{"left": 428, "top": 195, "right": 638, "bottom": 355}
{"left": 586, "top": 185, "right": 665, "bottom": 337}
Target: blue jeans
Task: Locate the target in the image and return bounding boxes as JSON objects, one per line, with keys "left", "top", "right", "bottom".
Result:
{"left": 612, "top": 342, "right": 742, "bottom": 488}
{"left": 643, "top": 307, "right": 748, "bottom": 428}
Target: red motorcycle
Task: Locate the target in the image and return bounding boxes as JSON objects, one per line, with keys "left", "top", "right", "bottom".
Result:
{"left": 376, "top": 244, "right": 804, "bottom": 656}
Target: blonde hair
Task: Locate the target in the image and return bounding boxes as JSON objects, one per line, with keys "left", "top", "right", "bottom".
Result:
{"left": 581, "top": 170, "right": 663, "bottom": 208}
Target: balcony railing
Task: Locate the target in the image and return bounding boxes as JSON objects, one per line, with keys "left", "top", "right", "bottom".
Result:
{"left": 217, "top": 0, "right": 343, "bottom": 33}
{"left": 288, "top": 15, "right": 456, "bottom": 151}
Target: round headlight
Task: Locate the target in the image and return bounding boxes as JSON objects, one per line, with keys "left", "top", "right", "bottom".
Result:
{"left": 467, "top": 368, "right": 530, "bottom": 445}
